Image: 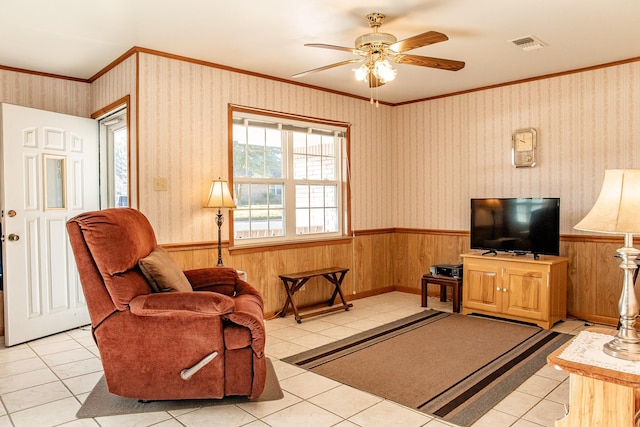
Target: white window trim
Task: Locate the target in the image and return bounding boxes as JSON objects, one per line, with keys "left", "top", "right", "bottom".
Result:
{"left": 229, "top": 106, "right": 350, "bottom": 247}
{"left": 98, "top": 107, "right": 128, "bottom": 209}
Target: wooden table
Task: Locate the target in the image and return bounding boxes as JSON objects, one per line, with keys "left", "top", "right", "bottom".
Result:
{"left": 421, "top": 274, "right": 463, "bottom": 313}
{"left": 277, "top": 267, "right": 352, "bottom": 323}
{"left": 547, "top": 327, "right": 640, "bottom": 426}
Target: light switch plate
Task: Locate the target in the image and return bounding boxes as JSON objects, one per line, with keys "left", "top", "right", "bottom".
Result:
{"left": 153, "top": 177, "right": 168, "bottom": 191}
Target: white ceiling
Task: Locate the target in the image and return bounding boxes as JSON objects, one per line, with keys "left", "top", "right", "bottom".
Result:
{"left": 2, "top": 0, "right": 640, "bottom": 104}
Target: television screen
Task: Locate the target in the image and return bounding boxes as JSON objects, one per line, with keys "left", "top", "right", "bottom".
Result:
{"left": 470, "top": 198, "right": 560, "bottom": 256}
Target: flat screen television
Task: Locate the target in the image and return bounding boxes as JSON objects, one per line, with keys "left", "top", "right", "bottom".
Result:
{"left": 470, "top": 198, "right": 560, "bottom": 258}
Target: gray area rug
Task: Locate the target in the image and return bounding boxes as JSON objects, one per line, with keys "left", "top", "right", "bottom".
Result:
{"left": 283, "top": 310, "right": 571, "bottom": 427}
{"left": 76, "top": 358, "right": 283, "bottom": 418}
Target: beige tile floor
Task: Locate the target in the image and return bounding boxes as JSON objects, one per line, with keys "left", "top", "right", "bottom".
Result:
{"left": 0, "top": 292, "right": 609, "bottom": 427}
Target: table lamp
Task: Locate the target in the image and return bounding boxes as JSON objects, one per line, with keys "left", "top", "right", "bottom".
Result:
{"left": 204, "top": 178, "right": 236, "bottom": 267}
{"left": 574, "top": 169, "right": 640, "bottom": 360}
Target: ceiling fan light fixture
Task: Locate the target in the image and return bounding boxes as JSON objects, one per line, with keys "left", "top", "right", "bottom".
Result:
{"left": 353, "top": 59, "right": 396, "bottom": 84}
{"left": 374, "top": 59, "right": 396, "bottom": 83}
{"left": 354, "top": 63, "right": 369, "bottom": 82}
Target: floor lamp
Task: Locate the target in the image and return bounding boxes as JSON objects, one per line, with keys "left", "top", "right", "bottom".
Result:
{"left": 574, "top": 169, "right": 640, "bottom": 360}
{"left": 204, "top": 178, "right": 236, "bottom": 267}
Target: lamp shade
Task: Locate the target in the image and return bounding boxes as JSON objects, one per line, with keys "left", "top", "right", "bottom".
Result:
{"left": 574, "top": 169, "right": 640, "bottom": 234}
{"left": 204, "top": 179, "right": 236, "bottom": 209}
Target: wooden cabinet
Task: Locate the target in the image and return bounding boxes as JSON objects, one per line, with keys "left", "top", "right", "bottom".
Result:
{"left": 461, "top": 252, "right": 568, "bottom": 329}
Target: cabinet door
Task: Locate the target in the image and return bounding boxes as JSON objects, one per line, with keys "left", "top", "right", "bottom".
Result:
{"left": 464, "top": 263, "right": 502, "bottom": 313}
{"left": 502, "top": 266, "right": 548, "bottom": 321}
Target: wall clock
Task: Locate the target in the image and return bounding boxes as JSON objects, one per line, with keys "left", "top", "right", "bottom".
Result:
{"left": 512, "top": 128, "right": 537, "bottom": 168}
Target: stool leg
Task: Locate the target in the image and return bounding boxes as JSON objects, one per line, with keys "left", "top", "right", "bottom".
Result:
{"left": 440, "top": 285, "right": 447, "bottom": 302}
{"left": 453, "top": 282, "right": 460, "bottom": 313}
{"left": 421, "top": 278, "right": 428, "bottom": 307}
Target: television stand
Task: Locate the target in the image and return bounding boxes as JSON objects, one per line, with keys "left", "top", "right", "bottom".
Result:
{"left": 461, "top": 252, "right": 568, "bottom": 329}
{"left": 481, "top": 249, "right": 497, "bottom": 256}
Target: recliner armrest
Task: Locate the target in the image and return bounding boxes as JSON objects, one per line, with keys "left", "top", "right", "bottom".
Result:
{"left": 224, "top": 293, "right": 266, "bottom": 356}
{"left": 185, "top": 268, "right": 264, "bottom": 305}
{"left": 130, "top": 292, "right": 234, "bottom": 316}
{"left": 184, "top": 267, "right": 238, "bottom": 295}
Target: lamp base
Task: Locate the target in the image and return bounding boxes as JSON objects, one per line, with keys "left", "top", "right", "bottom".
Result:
{"left": 215, "top": 209, "right": 225, "bottom": 267}
{"left": 603, "top": 336, "right": 640, "bottom": 361}
{"left": 603, "top": 239, "right": 640, "bottom": 361}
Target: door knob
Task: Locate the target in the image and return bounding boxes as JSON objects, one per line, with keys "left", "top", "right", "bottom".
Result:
{"left": 7, "top": 210, "right": 16, "bottom": 217}
{"left": 8, "top": 234, "right": 19, "bottom": 241}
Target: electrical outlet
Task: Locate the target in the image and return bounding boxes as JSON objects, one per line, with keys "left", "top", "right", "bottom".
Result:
{"left": 153, "top": 177, "right": 168, "bottom": 191}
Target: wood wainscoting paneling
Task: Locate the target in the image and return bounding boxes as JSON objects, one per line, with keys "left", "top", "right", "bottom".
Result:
{"left": 392, "top": 229, "right": 470, "bottom": 299}
{"left": 561, "top": 235, "right": 631, "bottom": 326}
{"left": 164, "top": 234, "right": 394, "bottom": 317}
{"left": 163, "top": 230, "right": 634, "bottom": 326}
{"left": 392, "top": 231, "right": 631, "bottom": 326}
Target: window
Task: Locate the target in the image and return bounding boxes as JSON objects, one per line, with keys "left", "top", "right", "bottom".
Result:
{"left": 231, "top": 108, "right": 349, "bottom": 245}
{"left": 98, "top": 107, "right": 128, "bottom": 208}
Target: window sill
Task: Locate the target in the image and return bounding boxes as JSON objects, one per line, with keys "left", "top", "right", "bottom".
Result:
{"left": 229, "top": 236, "right": 353, "bottom": 254}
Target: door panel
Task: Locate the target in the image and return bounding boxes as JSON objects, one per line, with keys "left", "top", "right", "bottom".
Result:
{"left": 1, "top": 103, "right": 98, "bottom": 346}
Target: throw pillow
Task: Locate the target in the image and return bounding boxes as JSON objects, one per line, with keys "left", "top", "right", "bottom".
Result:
{"left": 138, "top": 247, "right": 193, "bottom": 293}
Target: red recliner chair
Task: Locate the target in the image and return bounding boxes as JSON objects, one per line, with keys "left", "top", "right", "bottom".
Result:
{"left": 66, "top": 208, "right": 266, "bottom": 400}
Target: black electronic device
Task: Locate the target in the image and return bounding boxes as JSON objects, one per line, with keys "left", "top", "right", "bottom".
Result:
{"left": 470, "top": 197, "right": 560, "bottom": 258}
{"left": 430, "top": 264, "right": 463, "bottom": 278}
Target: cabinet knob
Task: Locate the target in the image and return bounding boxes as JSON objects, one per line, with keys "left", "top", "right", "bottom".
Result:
{"left": 496, "top": 287, "right": 501, "bottom": 291}
{"left": 503, "top": 288, "right": 508, "bottom": 292}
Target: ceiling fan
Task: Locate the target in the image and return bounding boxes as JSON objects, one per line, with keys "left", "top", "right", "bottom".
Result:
{"left": 292, "top": 12, "right": 465, "bottom": 90}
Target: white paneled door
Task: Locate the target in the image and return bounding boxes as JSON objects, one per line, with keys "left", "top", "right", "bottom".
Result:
{"left": 1, "top": 103, "right": 98, "bottom": 346}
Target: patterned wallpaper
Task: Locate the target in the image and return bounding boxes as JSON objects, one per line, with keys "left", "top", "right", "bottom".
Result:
{"left": 0, "top": 68, "right": 90, "bottom": 117}
{"left": 90, "top": 55, "right": 137, "bottom": 115}
{"left": 3, "top": 53, "right": 639, "bottom": 242}
{"left": 137, "top": 53, "right": 396, "bottom": 243}
{"left": 392, "top": 61, "right": 640, "bottom": 234}
{"left": 90, "top": 55, "right": 138, "bottom": 207}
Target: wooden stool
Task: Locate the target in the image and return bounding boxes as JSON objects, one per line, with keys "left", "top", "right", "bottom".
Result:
{"left": 421, "top": 274, "right": 463, "bottom": 313}
{"left": 277, "top": 267, "right": 352, "bottom": 323}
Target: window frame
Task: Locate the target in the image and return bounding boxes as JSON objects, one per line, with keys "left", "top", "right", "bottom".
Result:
{"left": 228, "top": 105, "right": 351, "bottom": 248}
{"left": 97, "top": 106, "right": 128, "bottom": 209}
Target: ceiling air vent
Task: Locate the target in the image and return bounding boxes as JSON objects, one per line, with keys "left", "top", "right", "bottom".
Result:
{"left": 509, "top": 35, "right": 547, "bottom": 51}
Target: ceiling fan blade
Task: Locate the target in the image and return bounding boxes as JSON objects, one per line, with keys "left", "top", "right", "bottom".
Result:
{"left": 292, "top": 59, "right": 363, "bottom": 78}
{"left": 389, "top": 31, "right": 449, "bottom": 53}
{"left": 393, "top": 54, "right": 465, "bottom": 71}
{"left": 304, "top": 43, "right": 362, "bottom": 55}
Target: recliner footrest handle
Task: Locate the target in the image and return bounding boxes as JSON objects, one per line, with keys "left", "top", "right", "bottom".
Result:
{"left": 180, "top": 351, "right": 218, "bottom": 380}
